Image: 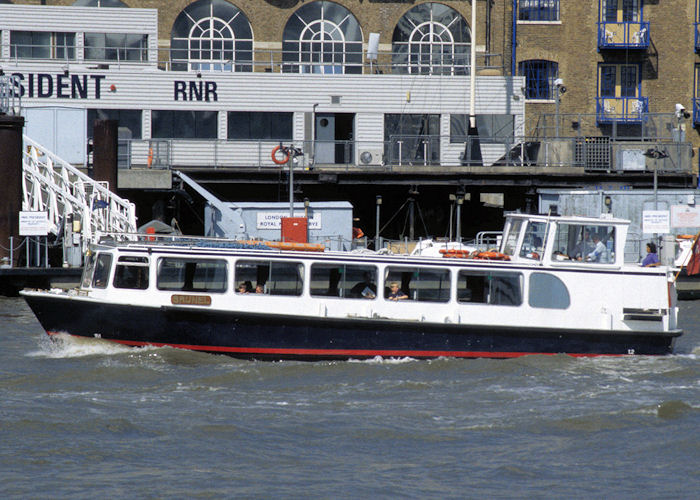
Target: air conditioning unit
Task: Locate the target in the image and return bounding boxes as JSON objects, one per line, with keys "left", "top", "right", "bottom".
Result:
{"left": 358, "top": 148, "right": 384, "bottom": 166}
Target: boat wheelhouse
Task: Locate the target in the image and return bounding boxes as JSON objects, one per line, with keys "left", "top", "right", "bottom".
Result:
{"left": 21, "top": 213, "right": 682, "bottom": 360}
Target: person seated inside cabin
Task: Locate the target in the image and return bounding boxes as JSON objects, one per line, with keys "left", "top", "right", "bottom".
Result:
{"left": 255, "top": 283, "right": 264, "bottom": 294}
{"left": 237, "top": 281, "right": 252, "bottom": 294}
{"left": 572, "top": 229, "right": 594, "bottom": 261}
{"left": 387, "top": 282, "right": 408, "bottom": 301}
{"left": 552, "top": 250, "right": 570, "bottom": 261}
{"left": 585, "top": 233, "right": 609, "bottom": 263}
{"left": 350, "top": 272, "right": 377, "bottom": 299}
{"left": 642, "top": 242, "right": 660, "bottom": 267}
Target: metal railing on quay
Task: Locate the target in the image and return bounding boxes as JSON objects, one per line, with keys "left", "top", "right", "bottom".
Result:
{"left": 0, "top": 42, "right": 505, "bottom": 76}
{"left": 117, "top": 135, "right": 694, "bottom": 173}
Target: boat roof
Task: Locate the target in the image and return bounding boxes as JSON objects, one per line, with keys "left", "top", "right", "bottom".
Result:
{"left": 505, "top": 212, "right": 630, "bottom": 226}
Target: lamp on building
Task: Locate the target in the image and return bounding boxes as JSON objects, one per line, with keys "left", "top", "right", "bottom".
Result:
{"left": 554, "top": 78, "right": 566, "bottom": 138}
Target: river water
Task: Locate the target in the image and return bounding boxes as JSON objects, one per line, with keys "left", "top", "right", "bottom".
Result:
{"left": 1, "top": 296, "right": 699, "bottom": 498}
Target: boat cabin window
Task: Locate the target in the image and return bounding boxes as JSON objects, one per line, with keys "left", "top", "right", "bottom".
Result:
{"left": 310, "top": 264, "right": 377, "bottom": 299}
{"left": 501, "top": 219, "right": 523, "bottom": 256}
{"left": 384, "top": 267, "right": 450, "bottom": 302}
{"left": 457, "top": 270, "right": 522, "bottom": 306}
{"left": 550, "top": 224, "right": 616, "bottom": 264}
{"left": 81, "top": 252, "right": 97, "bottom": 288}
{"left": 235, "top": 260, "right": 303, "bottom": 296}
{"left": 92, "top": 253, "right": 113, "bottom": 289}
{"left": 113, "top": 256, "right": 149, "bottom": 290}
{"left": 528, "top": 273, "right": 570, "bottom": 309}
{"left": 157, "top": 257, "right": 228, "bottom": 293}
{"left": 519, "top": 221, "right": 546, "bottom": 260}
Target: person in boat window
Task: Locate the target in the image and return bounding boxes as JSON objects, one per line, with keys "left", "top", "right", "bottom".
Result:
{"left": 350, "top": 272, "right": 377, "bottom": 299}
{"left": 572, "top": 229, "right": 594, "bottom": 260}
{"left": 255, "top": 283, "right": 264, "bottom": 294}
{"left": 586, "top": 234, "right": 608, "bottom": 263}
{"left": 237, "top": 282, "right": 250, "bottom": 294}
{"left": 642, "top": 242, "right": 660, "bottom": 267}
{"left": 387, "top": 282, "right": 408, "bottom": 301}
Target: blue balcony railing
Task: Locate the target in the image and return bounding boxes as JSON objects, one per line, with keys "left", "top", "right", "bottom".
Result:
{"left": 693, "top": 98, "right": 700, "bottom": 126}
{"left": 696, "top": 23, "right": 700, "bottom": 52}
{"left": 597, "top": 21, "right": 650, "bottom": 50}
{"left": 596, "top": 96, "right": 649, "bottom": 123}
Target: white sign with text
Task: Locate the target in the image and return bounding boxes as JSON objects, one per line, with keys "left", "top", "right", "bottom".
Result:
{"left": 19, "top": 211, "right": 50, "bottom": 236}
{"left": 642, "top": 210, "right": 670, "bottom": 234}
{"left": 256, "top": 212, "right": 322, "bottom": 230}
{"left": 670, "top": 205, "right": 700, "bottom": 228}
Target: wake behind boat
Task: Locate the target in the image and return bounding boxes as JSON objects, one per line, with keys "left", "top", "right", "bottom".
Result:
{"left": 21, "top": 213, "right": 682, "bottom": 360}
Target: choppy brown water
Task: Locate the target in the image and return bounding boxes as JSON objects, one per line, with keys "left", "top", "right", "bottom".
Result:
{"left": 1, "top": 297, "right": 699, "bottom": 498}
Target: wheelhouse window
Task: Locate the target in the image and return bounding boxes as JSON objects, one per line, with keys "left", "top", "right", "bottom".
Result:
{"left": 529, "top": 273, "right": 570, "bottom": 309}
{"left": 157, "top": 257, "right": 228, "bottom": 292}
{"left": 310, "top": 264, "right": 377, "bottom": 299}
{"left": 282, "top": 1, "right": 363, "bottom": 74}
{"left": 501, "top": 219, "right": 524, "bottom": 257}
{"left": 519, "top": 0, "right": 560, "bottom": 22}
{"left": 519, "top": 60, "right": 558, "bottom": 100}
{"left": 171, "top": 0, "right": 253, "bottom": 72}
{"left": 227, "top": 112, "right": 293, "bottom": 140}
{"left": 92, "top": 253, "right": 113, "bottom": 289}
{"left": 392, "top": 2, "right": 471, "bottom": 75}
{"left": 519, "top": 221, "right": 547, "bottom": 260}
{"left": 84, "top": 33, "right": 148, "bottom": 62}
{"left": 113, "top": 256, "right": 149, "bottom": 290}
{"left": 457, "top": 271, "right": 523, "bottom": 306}
{"left": 151, "top": 110, "right": 217, "bottom": 139}
{"left": 235, "top": 260, "right": 304, "bottom": 296}
{"left": 549, "top": 224, "right": 616, "bottom": 264}
{"left": 384, "top": 266, "right": 450, "bottom": 303}
{"left": 10, "top": 32, "right": 75, "bottom": 60}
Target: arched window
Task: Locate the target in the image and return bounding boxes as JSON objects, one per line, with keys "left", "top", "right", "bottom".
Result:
{"left": 171, "top": 0, "right": 253, "bottom": 72}
{"left": 72, "top": 0, "right": 128, "bottom": 6}
{"left": 282, "top": 1, "right": 363, "bottom": 74}
{"left": 392, "top": 3, "right": 471, "bottom": 75}
{"left": 519, "top": 60, "right": 558, "bottom": 100}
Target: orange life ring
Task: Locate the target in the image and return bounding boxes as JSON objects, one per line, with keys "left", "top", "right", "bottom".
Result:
{"left": 271, "top": 145, "right": 289, "bottom": 165}
{"left": 352, "top": 227, "right": 365, "bottom": 239}
{"left": 475, "top": 251, "right": 510, "bottom": 261}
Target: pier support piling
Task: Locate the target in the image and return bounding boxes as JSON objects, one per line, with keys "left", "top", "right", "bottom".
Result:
{"left": 0, "top": 114, "right": 25, "bottom": 267}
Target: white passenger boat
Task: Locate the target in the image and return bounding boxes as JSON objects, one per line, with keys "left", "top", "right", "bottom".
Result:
{"left": 21, "top": 213, "right": 682, "bottom": 359}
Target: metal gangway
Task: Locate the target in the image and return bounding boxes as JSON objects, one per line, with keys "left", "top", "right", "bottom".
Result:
{"left": 22, "top": 135, "right": 137, "bottom": 257}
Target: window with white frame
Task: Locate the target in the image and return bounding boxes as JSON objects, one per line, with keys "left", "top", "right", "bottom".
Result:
{"left": 10, "top": 31, "right": 75, "bottom": 60}
{"left": 84, "top": 33, "right": 148, "bottom": 61}
{"left": 518, "top": 60, "right": 558, "bottom": 100}
{"left": 282, "top": 0, "right": 363, "bottom": 74}
{"left": 519, "top": 0, "right": 560, "bottom": 22}
{"left": 171, "top": 0, "right": 253, "bottom": 72}
{"left": 72, "top": 0, "right": 128, "bottom": 6}
{"left": 392, "top": 2, "right": 471, "bottom": 75}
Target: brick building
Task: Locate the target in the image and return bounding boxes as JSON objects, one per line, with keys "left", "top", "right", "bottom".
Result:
{"left": 1, "top": 0, "right": 697, "bottom": 237}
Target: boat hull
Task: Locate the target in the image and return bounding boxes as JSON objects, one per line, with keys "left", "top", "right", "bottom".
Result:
{"left": 23, "top": 294, "right": 680, "bottom": 360}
